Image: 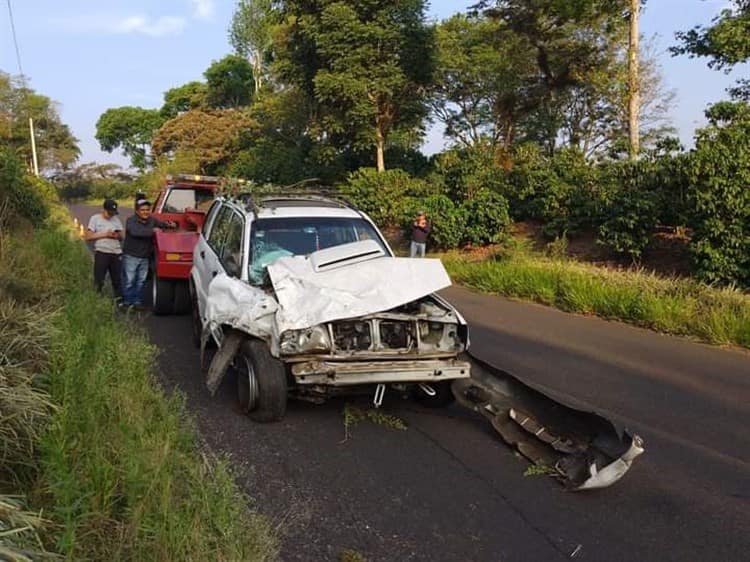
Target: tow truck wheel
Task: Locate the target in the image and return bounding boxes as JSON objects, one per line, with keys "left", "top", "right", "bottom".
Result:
{"left": 414, "top": 381, "right": 455, "bottom": 408}
{"left": 173, "top": 281, "right": 191, "bottom": 315}
{"left": 152, "top": 273, "right": 175, "bottom": 316}
{"left": 236, "top": 339, "right": 287, "bottom": 422}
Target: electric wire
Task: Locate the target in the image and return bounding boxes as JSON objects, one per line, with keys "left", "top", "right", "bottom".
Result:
{"left": 5, "top": 0, "right": 25, "bottom": 78}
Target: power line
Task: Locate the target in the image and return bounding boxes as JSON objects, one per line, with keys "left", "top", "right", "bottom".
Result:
{"left": 5, "top": 0, "right": 38, "bottom": 176}
{"left": 5, "top": 0, "right": 25, "bottom": 78}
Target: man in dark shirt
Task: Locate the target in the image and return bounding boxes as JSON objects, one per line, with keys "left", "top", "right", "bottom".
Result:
{"left": 410, "top": 211, "right": 431, "bottom": 258}
{"left": 121, "top": 199, "right": 175, "bottom": 310}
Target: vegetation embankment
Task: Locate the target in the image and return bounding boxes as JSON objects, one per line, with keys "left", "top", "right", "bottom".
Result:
{"left": 443, "top": 247, "right": 750, "bottom": 349}
{"left": 0, "top": 150, "right": 276, "bottom": 559}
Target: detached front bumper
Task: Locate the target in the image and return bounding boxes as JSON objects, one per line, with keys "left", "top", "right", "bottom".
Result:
{"left": 290, "top": 359, "right": 471, "bottom": 386}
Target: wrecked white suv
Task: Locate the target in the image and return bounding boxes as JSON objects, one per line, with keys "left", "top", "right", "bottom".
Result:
{"left": 190, "top": 194, "right": 471, "bottom": 422}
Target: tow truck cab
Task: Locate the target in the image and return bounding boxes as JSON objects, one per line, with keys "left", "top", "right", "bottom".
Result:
{"left": 150, "top": 174, "right": 221, "bottom": 315}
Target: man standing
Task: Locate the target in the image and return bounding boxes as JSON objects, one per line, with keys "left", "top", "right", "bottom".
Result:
{"left": 121, "top": 198, "right": 175, "bottom": 310}
{"left": 410, "top": 211, "right": 431, "bottom": 258}
{"left": 85, "top": 199, "right": 123, "bottom": 298}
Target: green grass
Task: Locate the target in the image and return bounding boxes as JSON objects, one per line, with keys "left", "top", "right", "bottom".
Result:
{"left": 1, "top": 216, "right": 277, "bottom": 559}
{"left": 443, "top": 250, "right": 750, "bottom": 348}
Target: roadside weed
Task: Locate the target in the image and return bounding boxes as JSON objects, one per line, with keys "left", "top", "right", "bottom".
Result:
{"left": 341, "top": 403, "right": 408, "bottom": 442}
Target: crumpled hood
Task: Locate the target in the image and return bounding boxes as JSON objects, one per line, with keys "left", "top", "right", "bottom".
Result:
{"left": 267, "top": 251, "right": 452, "bottom": 332}
{"left": 205, "top": 243, "right": 453, "bottom": 338}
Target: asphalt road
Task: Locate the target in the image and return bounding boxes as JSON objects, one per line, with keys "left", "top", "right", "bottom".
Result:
{"left": 73, "top": 205, "right": 750, "bottom": 562}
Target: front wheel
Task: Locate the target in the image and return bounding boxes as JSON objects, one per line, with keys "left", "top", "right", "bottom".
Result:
{"left": 236, "top": 339, "right": 287, "bottom": 422}
{"left": 152, "top": 273, "right": 175, "bottom": 315}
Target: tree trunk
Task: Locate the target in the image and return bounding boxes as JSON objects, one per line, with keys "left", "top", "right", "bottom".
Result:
{"left": 375, "top": 127, "right": 385, "bottom": 172}
{"left": 628, "top": 0, "right": 640, "bottom": 160}
{"left": 375, "top": 118, "right": 386, "bottom": 172}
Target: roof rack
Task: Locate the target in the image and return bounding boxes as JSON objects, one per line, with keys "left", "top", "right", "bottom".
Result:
{"left": 226, "top": 183, "right": 360, "bottom": 214}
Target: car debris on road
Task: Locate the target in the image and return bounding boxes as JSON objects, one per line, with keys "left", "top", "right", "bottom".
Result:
{"left": 190, "top": 189, "right": 643, "bottom": 489}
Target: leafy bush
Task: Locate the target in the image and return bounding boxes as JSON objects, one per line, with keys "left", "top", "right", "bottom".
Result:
{"left": 340, "top": 168, "right": 435, "bottom": 227}
{"left": 401, "top": 194, "right": 466, "bottom": 249}
{"left": 0, "top": 148, "right": 49, "bottom": 226}
{"left": 505, "top": 145, "right": 609, "bottom": 237}
{"left": 598, "top": 186, "right": 660, "bottom": 262}
{"left": 435, "top": 142, "right": 510, "bottom": 201}
{"left": 687, "top": 102, "right": 750, "bottom": 286}
{"left": 460, "top": 189, "right": 511, "bottom": 245}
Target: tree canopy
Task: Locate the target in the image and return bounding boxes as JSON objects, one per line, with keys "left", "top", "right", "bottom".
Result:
{"left": 204, "top": 55, "right": 256, "bottom": 109}
{"left": 672, "top": 1, "right": 750, "bottom": 70}
{"left": 273, "top": 0, "right": 434, "bottom": 171}
{"left": 0, "top": 72, "right": 79, "bottom": 173}
{"left": 95, "top": 106, "right": 165, "bottom": 170}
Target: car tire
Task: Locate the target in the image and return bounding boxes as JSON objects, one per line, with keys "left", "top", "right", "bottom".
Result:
{"left": 152, "top": 273, "right": 175, "bottom": 315}
{"left": 236, "top": 339, "right": 287, "bottom": 422}
{"left": 173, "top": 280, "right": 191, "bottom": 315}
{"left": 414, "top": 381, "right": 455, "bottom": 408}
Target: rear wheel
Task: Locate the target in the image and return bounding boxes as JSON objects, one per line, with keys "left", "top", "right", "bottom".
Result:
{"left": 236, "top": 339, "right": 287, "bottom": 422}
{"left": 173, "top": 280, "right": 191, "bottom": 315}
{"left": 414, "top": 381, "right": 455, "bottom": 408}
{"left": 152, "top": 273, "right": 175, "bottom": 315}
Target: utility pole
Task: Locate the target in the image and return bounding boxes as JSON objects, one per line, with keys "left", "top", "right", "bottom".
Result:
{"left": 28, "top": 117, "right": 39, "bottom": 176}
{"left": 628, "top": 0, "right": 640, "bottom": 160}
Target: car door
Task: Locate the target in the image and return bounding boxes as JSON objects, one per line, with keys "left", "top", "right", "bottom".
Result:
{"left": 194, "top": 203, "right": 232, "bottom": 315}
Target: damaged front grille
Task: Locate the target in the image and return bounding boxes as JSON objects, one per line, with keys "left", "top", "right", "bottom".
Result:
{"left": 332, "top": 321, "right": 372, "bottom": 351}
{"left": 379, "top": 321, "right": 415, "bottom": 350}
{"left": 330, "top": 319, "right": 424, "bottom": 352}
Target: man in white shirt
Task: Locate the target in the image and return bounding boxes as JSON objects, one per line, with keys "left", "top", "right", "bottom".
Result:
{"left": 85, "top": 199, "right": 123, "bottom": 299}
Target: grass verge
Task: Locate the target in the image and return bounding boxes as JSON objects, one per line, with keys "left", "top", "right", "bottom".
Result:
{"left": 2, "top": 217, "right": 276, "bottom": 559}
{"left": 443, "top": 250, "right": 750, "bottom": 349}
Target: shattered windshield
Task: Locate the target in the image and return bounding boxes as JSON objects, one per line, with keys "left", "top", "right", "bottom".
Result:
{"left": 249, "top": 217, "right": 388, "bottom": 284}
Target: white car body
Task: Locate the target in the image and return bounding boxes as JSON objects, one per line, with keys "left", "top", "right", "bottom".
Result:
{"left": 191, "top": 195, "right": 470, "bottom": 407}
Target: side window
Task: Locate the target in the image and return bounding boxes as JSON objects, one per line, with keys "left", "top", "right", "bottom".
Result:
{"left": 203, "top": 200, "right": 222, "bottom": 236}
{"left": 206, "top": 206, "right": 233, "bottom": 252}
{"left": 219, "top": 213, "right": 244, "bottom": 278}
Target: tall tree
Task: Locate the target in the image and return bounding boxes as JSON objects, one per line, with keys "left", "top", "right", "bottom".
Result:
{"left": 161, "top": 81, "right": 208, "bottom": 118}
{"left": 628, "top": 0, "right": 640, "bottom": 158}
{"left": 475, "top": 0, "right": 628, "bottom": 154}
{"left": 0, "top": 72, "right": 80, "bottom": 172}
{"left": 95, "top": 106, "right": 165, "bottom": 170}
{"left": 274, "top": 0, "right": 434, "bottom": 171}
{"left": 151, "top": 109, "right": 255, "bottom": 174}
{"left": 672, "top": 1, "right": 750, "bottom": 100}
{"left": 229, "top": 0, "right": 277, "bottom": 94}
{"left": 672, "top": 1, "right": 750, "bottom": 70}
{"left": 204, "top": 55, "right": 256, "bottom": 109}
{"left": 432, "top": 14, "right": 537, "bottom": 149}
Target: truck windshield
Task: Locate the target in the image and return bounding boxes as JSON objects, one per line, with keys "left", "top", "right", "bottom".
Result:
{"left": 163, "top": 188, "right": 215, "bottom": 213}
{"left": 249, "top": 217, "right": 388, "bottom": 284}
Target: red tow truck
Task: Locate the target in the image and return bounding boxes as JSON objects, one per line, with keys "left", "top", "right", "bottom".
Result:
{"left": 150, "top": 174, "right": 220, "bottom": 315}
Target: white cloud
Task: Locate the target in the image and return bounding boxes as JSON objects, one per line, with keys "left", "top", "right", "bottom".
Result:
{"left": 190, "top": 0, "right": 215, "bottom": 20}
{"left": 115, "top": 15, "right": 186, "bottom": 36}
{"left": 53, "top": 14, "right": 187, "bottom": 37}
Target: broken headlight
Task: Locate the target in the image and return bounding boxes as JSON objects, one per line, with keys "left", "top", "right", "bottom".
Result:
{"left": 280, "top": 326, "right": 331, "bottom": 355}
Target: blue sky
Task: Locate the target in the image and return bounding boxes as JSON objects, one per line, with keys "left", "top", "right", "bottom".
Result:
{"left": 1, "top": 0, "right": 747, "bottom": 167}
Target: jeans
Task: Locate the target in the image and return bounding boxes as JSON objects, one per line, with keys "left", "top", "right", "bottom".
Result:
{"left": 94, "top": 251, "right": 122, "bottom": 297}
{"left": 121, "top": 255, "right": 149, "bottom": 306}
{"left": 410, "top": 241, "right": 426, "bottom": 258}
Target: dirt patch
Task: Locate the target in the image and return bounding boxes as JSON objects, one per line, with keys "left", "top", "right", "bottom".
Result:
{"left": 510, "top": 221, "right": 692, "bottom": 278}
